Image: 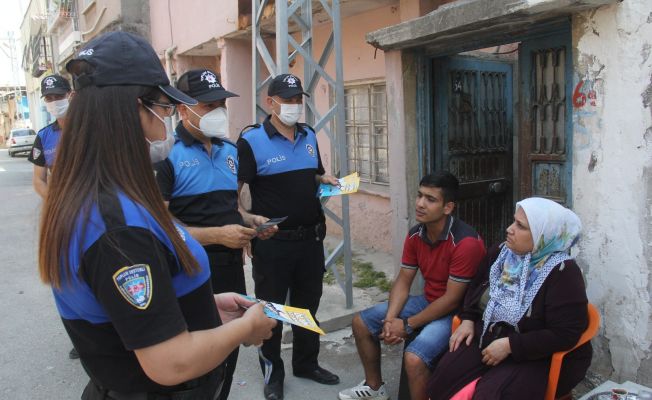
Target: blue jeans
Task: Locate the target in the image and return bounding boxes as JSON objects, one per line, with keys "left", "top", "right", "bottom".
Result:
{"left": 359, "top": 295, "right": 453, "bottom": 368}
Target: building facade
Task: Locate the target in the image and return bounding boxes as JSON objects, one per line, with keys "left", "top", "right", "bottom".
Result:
{"left": 20, "top": 0, "right": 151, "bottom": 131}
{"left": 18, "top": 0, "right": 652, "bottom": 386}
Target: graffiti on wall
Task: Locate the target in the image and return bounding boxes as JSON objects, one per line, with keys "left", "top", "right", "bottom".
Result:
{"left": 572, "top": 76, "right": 604, "bottom": 150}
{"left": 573, "top": 78, "right": 600, "bottom": 109}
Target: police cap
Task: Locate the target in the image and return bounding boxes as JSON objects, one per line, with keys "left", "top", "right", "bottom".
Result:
{"left": 65, "top": 31, "right": 196, "bottom": 105}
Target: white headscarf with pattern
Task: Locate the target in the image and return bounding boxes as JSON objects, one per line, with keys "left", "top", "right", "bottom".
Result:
{"left": 481, "top": 197, "right": 582, "bottom": 344}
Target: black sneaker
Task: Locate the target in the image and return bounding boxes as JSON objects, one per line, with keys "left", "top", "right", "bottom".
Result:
{"left": 69, "top": 348, "right": 80, "bottom": 359}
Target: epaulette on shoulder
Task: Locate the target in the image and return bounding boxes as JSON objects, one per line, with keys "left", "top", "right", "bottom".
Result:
{"left": 239, "top": 123, "right": 261, "bottom": 138}
{"left": 298, "top": 122, "right": 316, "bottom": 133}
{"left": 221, "top": 138, "right": 237, "bottom": 148}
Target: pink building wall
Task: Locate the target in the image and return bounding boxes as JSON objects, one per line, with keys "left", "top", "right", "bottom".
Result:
{"left": 150, "top": 0, "right": 239, "bottom": 55}
{"left": 219, "top": 38, "right": 255, "bottom": 141}
{"left": 300, "top": 5, "right": 400, "bottom": 252}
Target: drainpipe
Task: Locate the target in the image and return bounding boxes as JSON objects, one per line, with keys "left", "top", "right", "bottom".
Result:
{"left": 164, "top": 46, "right": 178, "bottom": 126}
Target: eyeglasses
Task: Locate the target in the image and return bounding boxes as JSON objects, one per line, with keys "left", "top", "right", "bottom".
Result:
{"left": 141, "top": 99, "right": 177, "bottom": 117}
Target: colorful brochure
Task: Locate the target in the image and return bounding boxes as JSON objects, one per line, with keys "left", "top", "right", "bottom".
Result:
{"left": 318, "top": 172, "right": 360, "bottom": 198}
{"left": 243, "top": 296, "right": 325, "bottom": 335}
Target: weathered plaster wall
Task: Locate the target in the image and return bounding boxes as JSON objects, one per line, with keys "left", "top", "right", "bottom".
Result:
{"left": 149, "top": 0, "right": 239, "bottom": 55}
{"left": 385, "top": 50, "right": 422, "bottom": 268}
{"left": 324, "top": 192, "right": 394, "bottom": 253}
{"left": 219, "top": 38, "right": 254, "bottom": 141}
{"left": 571, "top": 1, "right": 652, "bottom": 384}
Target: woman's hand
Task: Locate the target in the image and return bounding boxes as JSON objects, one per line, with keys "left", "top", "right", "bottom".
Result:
{"left": 449, "top": 319, "right": 475, "bottom": 352}
{"left": 240, "top": 303, "right": 277, "bottom": 347}
{"left": 481, "top": 337, "right": 511, "bottom": 366}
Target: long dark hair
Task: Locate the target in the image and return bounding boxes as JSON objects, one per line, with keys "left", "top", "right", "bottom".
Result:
{"left": 39, "top": 65, "right": 199, "bottom": 288}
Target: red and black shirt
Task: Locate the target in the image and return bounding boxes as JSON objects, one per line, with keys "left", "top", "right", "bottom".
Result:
{"left": 401, "top": 216, "right": 486, "bottom": 302}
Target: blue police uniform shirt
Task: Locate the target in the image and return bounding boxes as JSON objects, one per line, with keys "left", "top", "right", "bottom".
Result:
{"left": 155, "top": 122, "right": 244, "bottom": 253}
{"left": 28, "top": 122, "right": 61, "bottom": 168}
{"left": 55, "top": 190, "right": 220, "bottom": 392}
{"left": 237, "top": 116, "right": 325, "bottom": 228}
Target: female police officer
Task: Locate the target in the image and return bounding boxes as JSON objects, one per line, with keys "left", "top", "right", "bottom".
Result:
{"left": 37, "top": 31, "right": 276, "bottom": 400}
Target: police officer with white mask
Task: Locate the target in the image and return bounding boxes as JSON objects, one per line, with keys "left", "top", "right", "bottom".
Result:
{"left": 155, "top": 69, "right": 277, "bottom": 400}
{"left": 238, "top": 74, "right": 340, "bottom": 400}
{"left": 29, "top": 74, "right": 72, "bottom": 198}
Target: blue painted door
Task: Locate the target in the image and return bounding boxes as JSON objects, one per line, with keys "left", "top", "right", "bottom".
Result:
{"left": 434, "top": 56, "right": 514, "bottom": 247}
{"left": 519, "top": 30, "right": 573, "bottom": 205}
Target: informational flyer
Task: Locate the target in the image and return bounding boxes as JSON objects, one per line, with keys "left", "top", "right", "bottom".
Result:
{"left": 318, "top": 172, "right": 360, "bottom": 198}
{"left": 242, "top": 296, "right": 325, "bottom": 335}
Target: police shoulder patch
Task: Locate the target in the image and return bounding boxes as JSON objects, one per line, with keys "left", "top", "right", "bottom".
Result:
{"left": 32, "top": 147, "right": 41, "bottom": 159}
{"left": 305, "top": 143, "right": 315, "bottom": 157}
{"left": 113, "top": 264, "right": 153, "bottom": 310}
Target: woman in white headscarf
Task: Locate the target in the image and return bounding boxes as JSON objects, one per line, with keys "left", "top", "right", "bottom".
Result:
{"left": 427, "top": 197, "right": 592, "bottom": 400}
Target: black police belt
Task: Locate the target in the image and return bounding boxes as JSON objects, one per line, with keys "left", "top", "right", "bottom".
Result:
{"left": 272, "top": 222, "right": 326, "bottom": 242}
{"left": 84, "top": 365, "right": 224, "bottom": 400}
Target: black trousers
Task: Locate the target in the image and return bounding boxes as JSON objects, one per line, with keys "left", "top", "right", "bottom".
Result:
{"left": 251, "top": 237, "right": 325, "bottom": 384}
{"left": 206, "top": 250, "right": 246, "bottom": 400}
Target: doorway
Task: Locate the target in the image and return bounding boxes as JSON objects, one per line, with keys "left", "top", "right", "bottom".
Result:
{"left": 430, "top": 25, "right": 573, "bottom": 247}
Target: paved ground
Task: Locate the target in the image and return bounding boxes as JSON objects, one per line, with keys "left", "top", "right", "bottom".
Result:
{"left": 0, "top": 148, "right": 403, "bottom": 400}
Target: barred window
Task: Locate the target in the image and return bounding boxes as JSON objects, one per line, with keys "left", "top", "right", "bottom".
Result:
{"left": 344, "top": 83, "right": 389, "bottom": 185}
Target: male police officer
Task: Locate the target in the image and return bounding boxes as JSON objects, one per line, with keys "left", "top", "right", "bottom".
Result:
{"left": 155, "top": 69, "right": 275, "bottom": 400}
{"left": 238, "top": 74, "right": 340, "bottom": 400}
{"left": 28, "top": 74, "right": 72, "bottom": 199}
{"left": 28, "top": 73, "right": 79, "bottom": 361}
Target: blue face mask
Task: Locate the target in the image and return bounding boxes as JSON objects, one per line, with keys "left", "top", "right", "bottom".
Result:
{"left": 144, "top": 105, "right": 175, "bottom": 163}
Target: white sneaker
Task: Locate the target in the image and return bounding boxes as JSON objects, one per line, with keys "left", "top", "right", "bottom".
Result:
{"left": 338, "top": 380, "right": 389, "bottom": 400}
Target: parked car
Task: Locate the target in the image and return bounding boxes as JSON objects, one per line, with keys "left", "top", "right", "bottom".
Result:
{"left": 7, "top": 128, "right": 37, "bottom": 157}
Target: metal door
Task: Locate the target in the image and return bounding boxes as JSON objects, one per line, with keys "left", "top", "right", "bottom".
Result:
{"left": 434, "top": 56, "right": 513, "bottom": 247}
{"left": 519, "top": 30, "right": 573, "bottom": 205}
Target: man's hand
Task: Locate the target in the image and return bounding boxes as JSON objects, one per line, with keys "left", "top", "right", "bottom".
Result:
{"left": 449, "top": 319, "right": 475, "bottom": 352}
{"left": 379, "top": 318, "right": 406, "bottom": 345}
{"left": 215, "top": 225, "right": 257, "bottom": 249}
{"left": 318, "top": 174, "right": 340, "bottom": 186}
{"left": 251, "top": 215, "right": 278, "bottom": 240}
{"left": 481, "top": 337, "right": 511, "bottom": 366}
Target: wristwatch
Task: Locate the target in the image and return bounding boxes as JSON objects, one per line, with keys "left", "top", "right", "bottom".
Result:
{"left": 402, "top": 318, "right": 414, "bottom": 335}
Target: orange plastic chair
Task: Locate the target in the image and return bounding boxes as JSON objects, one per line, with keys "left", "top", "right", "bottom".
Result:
{"left": 451, "top": 303, "right": 600, "bottom": 400}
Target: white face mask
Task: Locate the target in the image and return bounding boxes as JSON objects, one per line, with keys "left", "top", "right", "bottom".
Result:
{"left": 144, "top": 105, "right": 176, "bottom": 163}
{"left": 45, "top": 98, "right": 69, "bottom": 118}
{"left": 187, "top": 106, "right": 229, "bottom": 139}
{"left": 273, "top": 99, "right": 303, "bottom": 126}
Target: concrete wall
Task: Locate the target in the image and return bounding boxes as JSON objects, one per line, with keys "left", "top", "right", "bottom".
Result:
{"left": 78, "top": 0, "right": 121, "bottom": 35}
{"left": 385, "top": 50, "right": 422, "bottom": 267}
{"left": 173, "top": 55, "right": 219, "bottom": 77}
{"left": 571, "top": 1, "right": 652, "bottom": 385}
{"left": 219, "top": 38, "right": 254, "bottom": 141}
{"left": 149, "top": 0, "right": 238, "bottom": 55}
